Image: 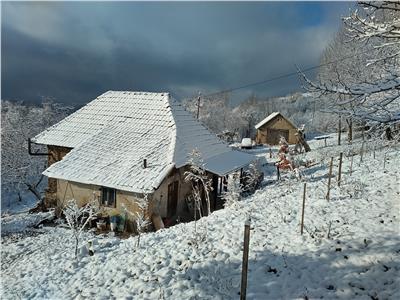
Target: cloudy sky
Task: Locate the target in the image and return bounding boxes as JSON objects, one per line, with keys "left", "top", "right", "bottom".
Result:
{"left": 2, "top": 1, "right": 353, "bottom": 105}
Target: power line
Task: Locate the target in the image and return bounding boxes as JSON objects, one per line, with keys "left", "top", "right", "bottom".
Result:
{"left": 201, "top": 48, "right": 373, "bottom": 98}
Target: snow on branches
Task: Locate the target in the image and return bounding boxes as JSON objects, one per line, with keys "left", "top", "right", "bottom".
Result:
{"left": 1, "top": 100, "right": 73, "bottom": 208}
{"left": 134, "top": 194, "right": 151, "bottom": 247}
{"left": 121, "top": 193, "right": 150, "bottom": 247}
{"left": 300, "top": 1, "right": 400, "bottom": 127}
{"left": 344, "top": 1, "right": 400, "bottom": 46}
{"left": 184, "top": 149, "right": 213, "bottom": 216}
{"left": 222, "top": 174, "right": 242, "bottom": 211}
{"left": 63, "top": 198, "right": 99, "bottom": 259}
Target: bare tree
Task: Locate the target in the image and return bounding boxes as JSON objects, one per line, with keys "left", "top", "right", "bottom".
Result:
{"left": 1, "top": 99, "right": 73, "bottom": 209}
{"left": 222, "top": 173, "right": 242, "bottom": 210}
{"left": 300, "top": 1, "right": 400, "bottom": 130}
{"left": 63, "top": 198, "right": 98, "bottom": 259}
{"left": 184, "top": 149, "right": 213, "bottom": 217}
{"left": 134, "top": 194, "right": 151, "bottom": 247}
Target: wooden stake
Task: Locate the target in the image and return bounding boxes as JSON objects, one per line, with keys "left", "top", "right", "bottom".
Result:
{"left": 301, "top": 183, "right": 306, "bottom": 235}
{"left": 276, "top": 165, "right": 280, "bottom": 181}
{"left": 350, "top": 154, "right": 353, "bottom": 176}
{"left": 326, "top": 157, "right": 334, "bottom": 200}
{"left": 338, "top": 116, "right": 342, "bottom": 146}
{"left": 240, "top": 219, "right": 251, "bottom": 300}
{"left": 269, "top": 148, "right": 272, "bottom": 158}
{"left": 338, "top": 153, "right": 343, "bottom": 187}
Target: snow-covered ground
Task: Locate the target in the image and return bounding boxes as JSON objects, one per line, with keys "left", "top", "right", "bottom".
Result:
{"left": 1, "top": 211, "right": 55, "bottom": 237}
{"left": 1, "top": 191, "right": 41, "bottom": 215}
{"left": 1, "top": 137, "right": 399, "bottom": 299}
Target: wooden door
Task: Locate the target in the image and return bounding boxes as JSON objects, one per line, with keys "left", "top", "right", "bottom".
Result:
{"left": 267, "top": 128, "right": 289, "bottom": 145}
{"left": 167, "top": 181, "right": 179, "bottom": 217}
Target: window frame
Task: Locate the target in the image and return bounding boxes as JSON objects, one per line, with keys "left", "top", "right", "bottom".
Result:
{"left": 101, "top": 187, "right": 116, "bottom": 208}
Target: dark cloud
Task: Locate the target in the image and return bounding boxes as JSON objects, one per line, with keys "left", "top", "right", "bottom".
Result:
{"left": 1, "top": 1, "right": 353, "bottom": 105}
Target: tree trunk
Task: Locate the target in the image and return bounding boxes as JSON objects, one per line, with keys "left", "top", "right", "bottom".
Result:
{"left": 25, "top": 174, "right": 44, "bottom": 201}
{"left": 26, "top": 183, "right": 42, "bottom": 201}
{"left": 298, "top": 134, "right": 311, "bottom": 152}
{"left": 75, "top": 235, "right": 79, "bottom": 259}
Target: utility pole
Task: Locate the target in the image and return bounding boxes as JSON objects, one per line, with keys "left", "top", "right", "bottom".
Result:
{"left": 196, "top": 92, "right": 201, "bottom": 119}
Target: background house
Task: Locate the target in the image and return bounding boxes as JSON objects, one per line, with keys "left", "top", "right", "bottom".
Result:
{"left": 32, "top": 91, "right": 255, "bottom": 230}
{"left": 255, "top": 112, "right": 298, "bottom": 145}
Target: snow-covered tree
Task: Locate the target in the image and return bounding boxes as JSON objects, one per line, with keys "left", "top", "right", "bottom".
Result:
{"left": 134, "top": 194, "right": 151, "bottom": 247}
{"left": 222, "top": 174, "right": 242, "bottom": 210}
{"left": 184, "top": 149, "right": 213, "bottom": 216}
{"left": 121, "top": 194, "right": 151, "bottom": 247}
{"left": 243, "top": 163, "right": 262, "bottom": 194}
{"left": 301, "top": 1, "right": 400, "bottom": 130}
{"left": 182, "top": 92, "right": 239, "bottom": 136}
{"left": 63, "top": 198, "right": 98, "bottom": 259}
{"left": 1, "top": 99, "right": 73, "bottom": 208}
{"left": 183, "top": 90, "right": 336, "bottom": 139}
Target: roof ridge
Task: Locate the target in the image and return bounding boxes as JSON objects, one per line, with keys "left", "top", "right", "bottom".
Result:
{"left": 254, "top": 111, "right": 281, "bottom": 129}
{"left": 165, "top": 95, "right": 177, "bottom": 167}
{"left": 107, "top": 90, "right": 169, "bottom": 95}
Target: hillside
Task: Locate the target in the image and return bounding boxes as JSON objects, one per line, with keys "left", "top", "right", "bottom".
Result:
{"left": 1, "top": 136, "right": 399, "bottom": 299}
{"left": 182, "top": 92, "right": 336, "bottom": 140}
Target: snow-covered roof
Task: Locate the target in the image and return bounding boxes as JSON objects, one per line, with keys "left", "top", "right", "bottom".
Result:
{"left": 254, "top": 112, "right": 296, "bottom": 130}
{"left": 40, "top": 91, "right": 255, "bottom": 193}
{"left": 204, "top": 151, "right": 254, "bottom": 176}
{"left": 32, "top": 91, "right": 171, "bottom": 148}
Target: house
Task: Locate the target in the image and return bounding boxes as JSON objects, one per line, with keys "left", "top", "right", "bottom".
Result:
{"left": 255, "top": 112, "right": 298, "bottom": 145}
{"left": 32, "top": 91, "right": 255, "bottom": 230}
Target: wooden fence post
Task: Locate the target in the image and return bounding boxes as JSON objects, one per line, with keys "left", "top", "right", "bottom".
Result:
{"left": 276, "top": 165, "right": 280, "bottom": 181}
{"left": 301, "top": 183, "right": 306, "bottom": 235}
{"left": 269, "top": 148, "right": 272, "bottom": 158}
{"left": 350, "top": 154, "right": 353, "bottom": 176}
{"left": 338, "top": 153, "right": 343, "bottom": 187}
{"left": 240, "top": 219, "right": 251, "bottom": 300}
{"left": 326, "top": 157, "right": 334, "bottom": 200}
{"left": 338, "top": 116, "right": 342, "bottom": 146}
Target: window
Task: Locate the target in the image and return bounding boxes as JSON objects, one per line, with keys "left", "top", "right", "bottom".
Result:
{"left": 101, "top": 187, "right": 116, "bottom": 207}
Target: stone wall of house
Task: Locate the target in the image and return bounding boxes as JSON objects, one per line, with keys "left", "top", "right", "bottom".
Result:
{"left": 45, "top": 145, "right": 72, "bottom": 207}
{"left": 56, "top": 179, "right": 145, "bottom": 232}
{"left": 54, "top": 165, "right": 217, "bottom": 231}
{"left": 153, "top": 166, "right": 217, "bottom": 222}
{"left": 153, "top": 166, "right": 193, "bottom": 220}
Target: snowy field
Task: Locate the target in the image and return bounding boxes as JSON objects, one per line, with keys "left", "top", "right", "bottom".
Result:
{"left": 1, "top": 137, "right": 399, "bottom": 299}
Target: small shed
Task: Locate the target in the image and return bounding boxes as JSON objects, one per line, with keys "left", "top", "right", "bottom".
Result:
{"left": 255, "top": 112, "right": 297, "bottom": 145}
